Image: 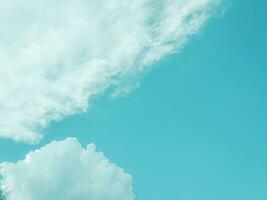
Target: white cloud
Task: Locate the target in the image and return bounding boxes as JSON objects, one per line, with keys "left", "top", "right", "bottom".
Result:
{"left": 0, "top": 138, "right": 134, "bottom": 200}
{"left": 0, "top": 0, "right": 219, "bottom": 143}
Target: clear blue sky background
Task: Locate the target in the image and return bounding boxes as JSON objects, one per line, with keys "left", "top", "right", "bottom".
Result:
{"left": 1, "top": 0, "right": 267, "bottom": 199}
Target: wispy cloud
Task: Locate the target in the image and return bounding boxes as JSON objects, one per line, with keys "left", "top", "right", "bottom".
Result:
{"left": 0, "top": 138, "right": 134, "bottom": 200}
{"left": 0, "top": 0, "right": 219, "bottom": 143}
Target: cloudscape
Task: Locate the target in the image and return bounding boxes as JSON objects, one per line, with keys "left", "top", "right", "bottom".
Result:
{"left": 0, "top": 138, "right": 134, "bottom": 200}
{"left": 8, "top": 1, "right": 267, "bottom": 200}
{"left": 0, "top": 0, "right": 219, "bottom": 143}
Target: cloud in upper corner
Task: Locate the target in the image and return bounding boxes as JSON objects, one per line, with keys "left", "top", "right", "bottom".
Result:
{"left": 0, "top": 0, "right": 219, "bottom": 143}
{"left": 0, "top": 138, "right": 134, "bottom": 200}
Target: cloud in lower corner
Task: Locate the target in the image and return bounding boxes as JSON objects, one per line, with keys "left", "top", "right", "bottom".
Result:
{"left": 0, "top": 0, "right": 220, "bottom": 143}
{"left": 0, "top": 138, "right": 134, "bottom": 200}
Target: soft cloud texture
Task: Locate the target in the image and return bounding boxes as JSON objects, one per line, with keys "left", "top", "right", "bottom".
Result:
{"left": 0, "top": 0, "right": 219, "bottom": 143}
{"left": 0, "top": 138, "right": 134, "bottom": 200}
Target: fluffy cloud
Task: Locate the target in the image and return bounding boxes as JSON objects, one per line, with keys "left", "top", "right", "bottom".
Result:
{"left": 0, "top": 138, "right": 134, "bottom": 200}
{"left": 0, "top": 0, "right": 219, "bottom": 143}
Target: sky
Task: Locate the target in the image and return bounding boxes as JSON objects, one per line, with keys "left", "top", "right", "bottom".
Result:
{"left": 0, "top": 0, "right": 267, "bottom": 199}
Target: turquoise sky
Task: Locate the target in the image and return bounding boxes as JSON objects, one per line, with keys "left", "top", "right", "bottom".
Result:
{"left": 1, "top": 0, "right": 267, "bottom": 199}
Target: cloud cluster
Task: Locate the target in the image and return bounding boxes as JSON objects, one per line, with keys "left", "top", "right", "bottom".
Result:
{"left": 0, "top": 138, "right": 134, "bottom": 200}
{"left": 0, "top": 0, "right": 219, "bottom": 143}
